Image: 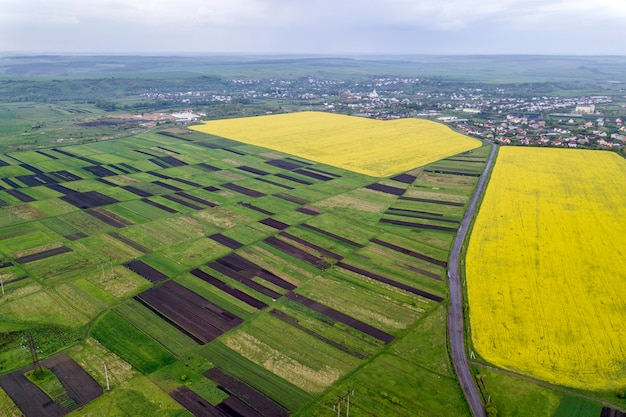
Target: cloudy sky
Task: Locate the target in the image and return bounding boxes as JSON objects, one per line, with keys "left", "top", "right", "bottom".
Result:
{"left": 1, "top": 0, "right": 625, "bottom": 55}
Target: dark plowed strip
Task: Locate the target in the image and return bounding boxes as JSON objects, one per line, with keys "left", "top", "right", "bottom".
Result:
{"left": 222, "top": 183, "right": 265, "bottom": 198}
{"left": 141, "top": 198, "right": 178, "bottom": 214}
{"left": 209, "top": 233, "right": 244, "bottom": 250}
{"left": 124, "top": 259, "right": 168, "bottom": 283}
{"left": 51, "top": 147, "right": 77, "bottom": 157}
{"left": 365, "top": 183, "right": 406, "bottom": 196}
{"left": 424, "top": 169, "right": 481, "bottom": 177}
{"left": 19, "top": 163, "right": 44, "bottom": 174}
{"left": 269, "top": 310, "right": 368, "bottom": 360}
{"left": 265, "top": 159, "right": 302, "bottom": 170}
{"left": 162, "top": 194, "right": 203, "bottom": 210}
{"left": 176, "top": 191, "right": 217, "bottom": 207}
{"left": 135, "top": 149, "right": 160, "bottom": 157}
{"left": 299, "top": 224, "right": 364, "bottom": 248}
{"left": 110, "top": 164, "right": 129, "bottom": 174}
{"left": 264, "top": 236, "right": 324, "bottom": 267}
{"left": 285, "top": 292, "right": 394, "bottom": 344}
{"left": 35, "top": 150, "right": 59, "bottom": 160}
{"left": 297, "top": 207, "right": 322, "bottom": 216}
{"left": 279, "top": 232, "right": 342, "bottom": 260}
{"left": 173, "top": 178, "right": 203, "bottom": 188}
{"left": 237, "top": 202, "right": 275, "bottom": 216}
{"left": 157, "top": 131, "right": 193, "bottom": 142}
{"left": 285, "top": 157, "right": 312, "bottom": 166}
{"left": 253, "top": 177, "right": 295, "bottom": 190}
{"left": 399, "top": 196, "right": 465, "bottom": 207}
{"left": 370, "top": 238, "right": 448, "bottom": 267}
{"left": 147, "top": 170, "right": 171, "bottom": 179}
{"left": 221, "top": 147, "right": 246, "bottom": 156}
{"left": 204, "top": 186, "right": 221, "bottom": 192}
{"left": 0, "top": 371, "right": 66, "bottom": 417}
{"left": 259, "top": 218, "right": 289, "bottom": 230}
{"left": 198, "top": 163, "right": 221, "bottom": 172}
{"left": 273, "top": 193, "right": 308, "bottom": 205}
{"left": 110, "top": 232, "right": 150, "bottom": 254}
{"left": 15, "top": 246, "right": 72, "bottom": 264}
{"left": 49, "top": 170, "right": 82, "bottom": 181}
{"left": 149, "top": 158, "right": 170, "bottom": 168}
{"left": 237, "top": 166, "right": 270, "bottom": 176}
{"left": 380, "top": 218, "right": 458, "bottom": 232}
{"left": 275, "top": 173, "right": 313, "bottom": 185}
{"left": 86, "top": 208, "right": 132, "bottom": 228}
{"left": 61, "top": 191, "right": 118, "bottom": 209}
{"left": 387, "top": 207, "right": 444, "bottom": 217}
{"left": 66, "top": 232, "right": 88, "bottom": 241}
{"left": 385, "top": 210, "right": 460, "bottom": 224}
{"left": 134, "top": 297, "right": 205, "bottom": 345}
{"left": 293, "top": 169, "right": 333, "bottom": 181}
{"left": 152, "top": 180, "right": 182, "bottom": 192}
{"left": 191, "top": 268, "right": 267, "bottom": 309}
{"left": 208, "top": 262, "right": 283, "bottom": 300}
{"left": 5, "top": 189, "right": 35, "bottom": 202}
{"left": 390, "top": 173, "right": 416, "bottom": 184}
{"left": 171, "top": 386, "right": 229, "bottom": 417}
{"left": 403, "top": 264, "right": 441, "bottom": 280}
{"left": 337, "top": 262, "right": 444, "bottom": 302}
{"left": 445, "top": 158, "right": 486, "bottom": 163}
{"left": 43, "top": 353, "right": 103, "bottom": 407}
{"left": 218, "top": 253, "right": 297, "bottom": 290}
{"left": 157, "top": 146, "right": 180, "bottom": 155}
{"left": 305, "top": 167, "right": 341, "bottom": 178}
{"left": 205, "top": 368, "right": 290, "bottom": 417}
{"left": 16, "top": 174, "right": 58, "bottom": 186}
{"left": 159, "top": 156, "right": 187, "bottom": 167}
{"left": 96, "top": 178, "right": 117, "bottom": 187}
{"left": 46, "top": 183, "right": 75, "bottom": 194}
{"left": 218, "top": 395, "right": 264, "bottom": 417}
{"left": 119, "top": 163, "right": 141, "bottom": 173}
{"left": 83, "top": 165, "right": 116, "bottom": 177}
{"left": 122, "top": 185, "right": 153, "bottom": 197}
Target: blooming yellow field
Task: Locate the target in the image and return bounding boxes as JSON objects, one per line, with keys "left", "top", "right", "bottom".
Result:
{"left": 190, "top": 112, "right": 480, "bottom": 177}
{"left": 466, "top": 147, "right": 626, "bottom": 390}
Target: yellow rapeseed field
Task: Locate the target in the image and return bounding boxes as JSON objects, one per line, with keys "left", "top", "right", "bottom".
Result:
{"left": 190, "top": 111, "right": 480, "bottom": 177}
{"left": 466, "top": 147, "right": 626, "bottom": 390}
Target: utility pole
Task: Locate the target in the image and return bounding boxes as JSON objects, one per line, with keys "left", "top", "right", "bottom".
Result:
{"left": 0, "top": 274, "right": 4, "bottom": 295}
{"left": 27, "top": 332, "right": 41, "bottom": 375}
{"left": 333, "top": 389, "right": 355, "bottom": 417}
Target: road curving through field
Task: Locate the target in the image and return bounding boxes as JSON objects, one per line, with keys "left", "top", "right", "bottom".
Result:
{"left": 447, "top": 142, "right": 496, "bottom": 417}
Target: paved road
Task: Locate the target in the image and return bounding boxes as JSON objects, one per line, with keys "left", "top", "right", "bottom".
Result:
{"left": 447, "top": 142, "right": 497, "bottom": 417}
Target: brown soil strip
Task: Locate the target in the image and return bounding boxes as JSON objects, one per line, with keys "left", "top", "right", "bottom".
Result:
{"left": 273, "top": 193, "right": 308, "bottom": 205}
{"left": 336, "top": 261, "right": 444, "bottom": 302}
{"left": 0, "top": 369, "right": 66, "bottom": 417}
{"left": 15, "top": 246, "right": 72, "bottom": 264}
{"left": 197, "top": 163, "right": 221, "bottom": 172}
{"left": 61, "top": 190, "right": 118, "bottom": 209}
{"left": 293, "top": 169, "right": 333, "bottom": 181}
{"left": 274, "top": 173, "right": 313, "bottom": 185}
{"left": 209, "top": 233, "right": 244, "bottom": 250}
{"left": 403, "top": 264, "right": 442, "bottom": 280}
{"left": 5, "top": 188, "right": 36, "bottom": 202}
{"left": 390, "top": 173, "right": 417, "bottom": 184}
{"left": 171, "top": 386, "right": 229, "bottom": 417}
{"left": 237, "top": 202, "right": 275, "bottom": 216}
{"left": 43, "top": 354, "right": 103, "bottom": 408}
{"left": 222, "top": 183, "right": 266, "bottom": 198}
{"left": 137, "top": 280, "right": 243, "bottom": 344}
{"left": 237, "top": 166, "right": 270, "bottom": 176}
{"left": 191, "top": 268, "right": 267, "bottom": 309}
{"left": 259, "top": 218, "right": 290, "bottom": 230}
{"left": 385, "top": 209, "right": 460, "bottom": 224}
{"left": 205, "top": 367, "right": 290, "bottom": 417}
{"left": 269, "top": 309, "right": 368, "bottom": 360}
{"left": 148, "top": 158, "right": 170, "bottom": 168}
{"left": 365, "top": 183, "right": 406, "bottom": 196}
{"left": 253, "top": 177, "right": 295, "bottom": 190}
{"left": 379, "top": 218, "right": 458, "bottom": 232}
{"left": 124, "top": 259, "right": 168, "bottom": 283}
{"left": 387, "top": 207, "right": 444, "bottom": 217}
{"left": 424, "top": 169, "right": 481, "bottom": 177}
{"left": 265, "top": 159, "right": 302, "bottom": 170}
{"left": 175, "top": 191, "right": 217, "bottom": 207}
{"left": 122, "top": 185, "right": 153, "bottom": 197}
{"left": 86, "top": 208, "right": 132, "bottom": 228}
{"left": 398, "top": 196, "right": 465, "bottom": 207}
{"left": 285, "top": 291, "right": 394, "bottom": 344}
{"left": 161, "top": 194, "right": 203, "bottom": 210}
{"left": 83, "top": 165, "right": 117, "bottom": 177}
{"left": 109, "top": 232, "right": 150, "bottom": 254}
{"left": 208, "top": 261, "right": 283, "bottom": 300}
{"left": 299, "top": 224, "right": 364, "bottom": 248}
{"left": 278, "top": 232, "right": 343, "bottom": 260}
{"left": 159, "top": 156, "right": 187, "bottom": 167}
{"left": 152, "top": 180, "right": 182, "bottom": 192}
{"left": 141, "top": 197, "right": 178, "bottom": 214}
{"left": 264, "top": 236, "right": 325, "bottom": 267}
{"left": 296, "top": 207, "right": 322, "bottom": 216}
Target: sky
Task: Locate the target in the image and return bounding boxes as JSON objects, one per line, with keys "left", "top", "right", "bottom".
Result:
{"left": 1, "top": 0, "right": 625, "bottom": 55}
